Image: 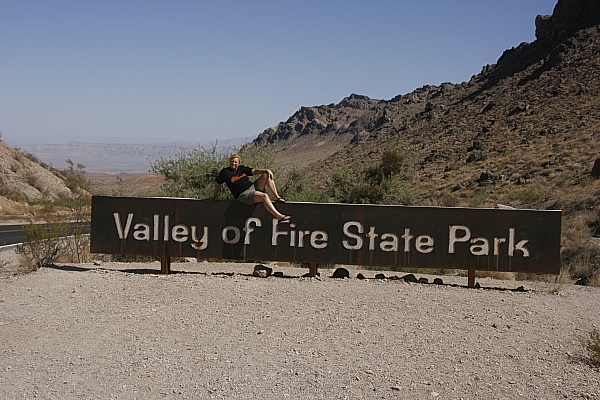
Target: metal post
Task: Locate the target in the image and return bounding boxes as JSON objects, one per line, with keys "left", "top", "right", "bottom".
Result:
{"left": 161, "top": 255, "right": 171, "bottom": 274}
{"left": 468, "top": 268, "right": 476, "bottom": 288}
{"left": 309, "top": 262, "right": 318, "bottom": 277}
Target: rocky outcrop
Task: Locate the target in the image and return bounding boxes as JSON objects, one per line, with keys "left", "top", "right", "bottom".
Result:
{"left": 535, "top": 0, "right": 600, "bottom": 44}
{"left": 255, "top": 94, "right": 384, "bottom": 144}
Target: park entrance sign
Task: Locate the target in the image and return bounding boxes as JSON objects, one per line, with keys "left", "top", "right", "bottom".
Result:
{"left": 90, "top": 196, "right": 561, "bottom": 284}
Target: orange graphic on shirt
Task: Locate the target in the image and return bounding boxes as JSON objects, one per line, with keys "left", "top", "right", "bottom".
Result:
{"left": 230, "top": 173, "right": 247, "bottom": 183}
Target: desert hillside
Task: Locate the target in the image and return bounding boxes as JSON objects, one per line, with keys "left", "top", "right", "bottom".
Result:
{"left": 0, "top": 140, "right": 85, "bottom": 223}
{"left": 257, "top": 0, "right": 599, "bottom": 211}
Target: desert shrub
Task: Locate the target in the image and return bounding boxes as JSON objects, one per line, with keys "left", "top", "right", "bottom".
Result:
{"left": 507, "top": 186, "right": 546, "bottom": 205}
{"left": 279, "top": 167, "right": 328, "bottom": 203}
{"left": 60, "top": 222, "right": 92, "bottom": 264}
{"left": 579, "top": 329, "right": 600, "bottom": 368}
{"left": 327, "top": 148, "right": 418, "bottom": 205}
{"left": 467, "top": 189, "right": 488, "bottom": 208}
{"left": 0, "top": 180, "right": 27, "bottom": 203}
{"left": 112, "top": 175, "right": 125, "bottom": 196}
{"left": 553, "top": 170, "right": 581, "bottom": 187}
{"left": 64, "top": 159, "right": 90, "bottom": 192}
{"left": 380, "top": 177, "right": 418, "bottom": 205}
{"left": 370, "top": 148, "right": 417, "bottom": 183}
{"left": 514, "top": 266, "right": 573, "bottom": 292}
{"left": 436, "top": 192, "right": 461, "bottom": 207}
{"left": 151, "top": 142, "right": 276, "bottom": 199}
{"left": 53, "top": 195, "right": 80, "bottom": 209}
{"left": 563, "top": 246, "right": 600, "bottom": 286}
{"left": 17, "top": 220, "right": 93, "bottom": 268}
{"left": 561, "top": 211, "right": 600, "bottom": 286}
{"left": 23, "top": 173, "right": 42, "bottom": 191}
{"left": 16, "top": 160, "right": 92, "bottom": 268}
{"left": 151, "top": 145, "right": 224, "bottom": 198}
{"left": 38, "top": 199, "right": 57, "bottom": 215}
{"left": 328, "top": 165, "right": 369, "bottom": 203}
{"left": 16, "top": 223, "right": 65, "bottom": 269}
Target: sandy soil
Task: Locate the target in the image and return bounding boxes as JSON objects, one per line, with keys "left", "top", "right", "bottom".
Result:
{"left": 1, "top": 249, "right": 599, "bottom": 399}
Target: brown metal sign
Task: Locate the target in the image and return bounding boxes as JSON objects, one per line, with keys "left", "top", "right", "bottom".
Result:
{"left": 90, "top": 196, "right": 561, "bottom": 275}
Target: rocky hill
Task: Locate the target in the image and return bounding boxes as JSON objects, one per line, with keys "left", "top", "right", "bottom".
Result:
{"left": 257, "top": 0, "right": 600, "bottom": 212}
{"left": 0, "top": 140, "right": 81, "bottom": 222}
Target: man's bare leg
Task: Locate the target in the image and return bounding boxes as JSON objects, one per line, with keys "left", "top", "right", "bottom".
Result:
{"left": 253, "top": 191, "right": 289, "bottom": 220}
{"left": 255, "top": 172, "right": 283, "bottom": 200}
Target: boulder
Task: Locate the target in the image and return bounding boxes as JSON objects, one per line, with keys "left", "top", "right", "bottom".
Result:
{"left": 591, "top": 158, "right": 600, "bottom": 178}
{"left": 252, "top": 264, "right": 273, "bottom": 278}
{"left": 331, "top": 267, "right": 350, "bottom": 279}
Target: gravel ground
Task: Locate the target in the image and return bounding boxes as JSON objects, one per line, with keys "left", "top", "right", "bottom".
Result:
{"left": 1, "top": 250, "right": 599, "bottom": 399}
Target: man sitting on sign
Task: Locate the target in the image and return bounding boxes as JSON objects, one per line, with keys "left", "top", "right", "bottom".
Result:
{"left": 212, "top": 154, "right": 291, "bottom": 222}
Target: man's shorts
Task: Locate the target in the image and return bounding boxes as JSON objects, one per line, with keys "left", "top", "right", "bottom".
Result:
{"left": 236, "top": 182, "right": 259, "bottom": 205}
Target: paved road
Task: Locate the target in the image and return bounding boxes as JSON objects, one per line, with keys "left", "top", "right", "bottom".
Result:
{"left": 0, "top": 223, "right": 90, "bottom": 247}
{"left": 0, "top": 225, "right": 24, "bottom": 247}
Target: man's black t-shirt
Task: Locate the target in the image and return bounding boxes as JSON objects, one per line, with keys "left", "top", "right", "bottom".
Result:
{"left": 215, "top": 165, "right": 254, "bottom": 198}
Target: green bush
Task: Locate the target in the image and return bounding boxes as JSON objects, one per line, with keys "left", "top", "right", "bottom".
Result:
{"left": 467, "top": 190, "right": 488, "bottom": 208}
{"left": 326, "top": 148, "right": 418, "bottom": 205}
{"left": 151, "top": 144, "right": 418, "bottom": 205}
{"left": 151, "top": 142, "right": 276, "bottom": 199}
{"left": 16, "top": 223, "right": 65, "bottom": 269}
{"left": 279, "top": 167, "right": 328, "bottom": 203}
{"left": 507, "top": 186, "right": 546, "bottom": 205}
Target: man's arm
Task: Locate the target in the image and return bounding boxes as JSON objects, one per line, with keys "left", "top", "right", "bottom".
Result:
{"left": 212, "top": 183, "right": 222, "bottom": 200}
{"left": 251, "top": 168, "right": 273, "bottom": 179}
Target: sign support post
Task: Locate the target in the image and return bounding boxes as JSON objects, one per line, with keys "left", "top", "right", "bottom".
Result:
{"left": 309, "top": 262, "right": 318, "bottom": 278}
{"left": 468, "top": 268, "right": 476, "bottom": 288}
{"left": 161, "top": 255, "right": 171, "bottom": 274}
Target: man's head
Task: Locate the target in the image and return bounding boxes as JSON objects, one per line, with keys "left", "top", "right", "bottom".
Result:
{"left": 229, "top": 154, "right": 240, "bottom": 170}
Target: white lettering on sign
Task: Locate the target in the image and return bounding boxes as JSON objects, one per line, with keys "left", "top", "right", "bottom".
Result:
{"left": 448, "top": 225, "right": 529, "bottom": 257}
{"left": 111, "top": 212, "right": 531, "bottom": 259}
{"left": 342, "top": 221, "right": 434, "bottom": 253}
{"left": 113, "top": 212, "right": 209, "bottom": 250}
{"left": 222, "top": 226, "right": 240, "bottom": 244}
{"left": 113, "top": 212, "right": 134, "bottom": 239}
{"left": 272, "top": 219, "right": 329, "bottom": 248}
{"left": 244, "top": 218, "right": 261, "bottom": 245}
{"left": 342, "top": 221, "right": 363, "bottom": 250}
{"left": 190, "top": 226, "right": 208, "bottom": 250}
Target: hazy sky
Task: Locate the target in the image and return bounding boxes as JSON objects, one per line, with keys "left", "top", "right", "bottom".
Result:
{"left": 1, "top": 0, "right": 558, "bottom": 145}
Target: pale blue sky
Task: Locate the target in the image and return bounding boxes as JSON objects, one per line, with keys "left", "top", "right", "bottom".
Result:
{"left": 1, "top": 0, "right": 558, "bottom": 145}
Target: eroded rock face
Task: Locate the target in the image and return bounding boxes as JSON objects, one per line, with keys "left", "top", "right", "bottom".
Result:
{"left": 536, "top": 0, "right": 600, "bottom": 44}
